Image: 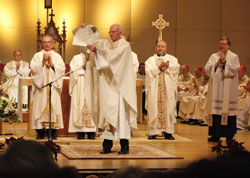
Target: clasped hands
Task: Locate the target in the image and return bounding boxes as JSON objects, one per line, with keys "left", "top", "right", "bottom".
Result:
{"left": 158, "top": 61, "right": 169, "bottom": 72}
{"left": 215, "top": 51, "right": 226, "bottom": 67}
{"left": 16, "top": 62, "right": 20, "bottom": 70}
{"left": 43, "top": 53, "right": 54, "bottom": 68}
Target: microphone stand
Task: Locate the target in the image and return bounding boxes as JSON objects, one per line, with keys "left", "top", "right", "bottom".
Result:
{"left": 42, "top": 65, "right": 84, "bottom": 141}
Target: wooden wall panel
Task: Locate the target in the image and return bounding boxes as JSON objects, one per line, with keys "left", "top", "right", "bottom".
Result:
{"left": 132, "top": 0, "right": 176, "bottom": 29}
{"left": 177, "top": 0, "right": 221, "bottom": 30}
{"left": 176, "top": 30, "right": 220, "bottom": 68}
{"left": 0, "top": 0, "right": 249, "bottom": 74}
{"left": 221, "top": 0, "right": 250, "bottom": 30}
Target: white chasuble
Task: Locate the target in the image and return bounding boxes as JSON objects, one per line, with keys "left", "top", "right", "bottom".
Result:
{"left": 145, "top": 54, "right": 180, "bottom": 135}
{"left": 72, "top": 25, "right": 137, "bottom": 140}
{"left": 95, "top": 39, "right": 137, "bottom": 140}
{"left": 30, "top": 50, "right": 65, "bottom": 129}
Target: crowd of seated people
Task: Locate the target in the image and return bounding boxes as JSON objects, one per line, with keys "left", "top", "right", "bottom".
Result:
{"left": 177, "top": 64, "right": 250, "bottom": 130}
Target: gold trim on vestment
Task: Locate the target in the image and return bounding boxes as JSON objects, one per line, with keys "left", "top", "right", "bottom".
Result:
{"left": 157, "top": 72, "right": 167, "bottom": 129}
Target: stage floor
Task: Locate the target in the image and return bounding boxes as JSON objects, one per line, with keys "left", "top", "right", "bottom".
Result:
{"left": 1, "top": 118, "right": 250, "bottom": 174}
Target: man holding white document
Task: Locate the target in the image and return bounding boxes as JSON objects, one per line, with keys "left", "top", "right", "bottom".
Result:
{"left": 73, "top": 23, "right": 137, "bottom": 154}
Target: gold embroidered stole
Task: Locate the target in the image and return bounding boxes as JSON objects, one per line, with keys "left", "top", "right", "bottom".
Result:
{"left": 110, "top": 41, "right": 118, "bottom": 50}
{"left": 157, "top": 71, "right": 167, "bottom": 129}
{"left": 80, "top": 55, "right": 95, "bottom": 128}
{"left": 81, "top": 98, "right": 95, "bottom": 127}
{"left": 43, "top": 65, "right": 52, "bottom": 126}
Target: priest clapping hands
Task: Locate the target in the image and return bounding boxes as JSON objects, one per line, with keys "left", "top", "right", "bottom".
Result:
{"left": 42, "top": 53, "right": 54, "bottom": 67}
{"left": 16, "top": 61, "right": 20, "bottom": 70}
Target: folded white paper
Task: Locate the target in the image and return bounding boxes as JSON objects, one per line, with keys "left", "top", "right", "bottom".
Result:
{"left": 72, "top": 25, "right": 100, "bottom": 47}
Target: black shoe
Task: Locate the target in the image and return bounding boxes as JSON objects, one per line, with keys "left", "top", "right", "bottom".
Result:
{"left": 180, "top": 120, "right": 189, "bottom": 124}
{"left": 208, "top": 136, "right": 220, "bottom": 142}
{"left": 51, "top": 129, "right": 57, "bottom": 140}
{"left": 100, "top": 150, "right": 111, "bottom": 154}
{"left": 189, "top": 121, "right": 196, "bottom": 125}
{"left": 189, "top": 119, "right": 200, "bottom": 125}
{"left": 36, "top": 129, "right": 45, "bottom": 139}
{"left": 118, "top": 150, "right": 129, "bottom": 154}
{"left": 36, "top": 135, "right": 44, "bottom": 140}
{"left": 148, "top": 135, "right": 156, "bottom": 140}
{"left": 164, "top": 133, "right": 175, "bottom": 140}
{"left": 45, "top": 129, "right": 57, "bottom": 140}
{"left": 200, "top": 122, "right": 208, "bottom": 126}
{"left": 87, "top": 132, "right": 95, "bottom": 140}
{"left": 120, "top": 139, "right": 129, "bottom": 154}
{"left": 77, "top": 132, "right": 85, "bottom": 140}
{"left": 102, "top": 139, "right": 113, "bottom": 154}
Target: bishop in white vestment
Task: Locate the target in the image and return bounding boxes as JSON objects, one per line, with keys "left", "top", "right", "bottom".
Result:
{"left": 178, "top": 66, "right": 205, "bottom": 125}
{"left": 30, "top": 35, "right": 65, "bottom": 140}
{"left": 68, "top": 52, "right": 99, "bottom": 139}
{"left": 145, "top": 40, "right": 180, "bottom": 140}
{"left": 205, "top": 37, "right": 239, "bottom": 142}
{"left": 177, "top": 64, "right": 194, "bottom": 102}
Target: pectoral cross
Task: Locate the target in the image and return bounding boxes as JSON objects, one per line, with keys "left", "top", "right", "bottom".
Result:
{"left": 152, "top": 14, "right": 169, "bottom": 41}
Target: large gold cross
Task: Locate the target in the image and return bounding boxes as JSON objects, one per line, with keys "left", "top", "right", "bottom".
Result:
{"left": 152, "top": 14, "right": 169, "bottom": 41}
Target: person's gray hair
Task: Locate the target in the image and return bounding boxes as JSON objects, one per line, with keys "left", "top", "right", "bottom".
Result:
{"left": 13, "top": 50, "right": 22, "bottom": 56}
{"left": 111, "top": 24, "right": 122, "bottom": 32}
{"left": 42, "top": 34, "right": 54, "bottom": 42}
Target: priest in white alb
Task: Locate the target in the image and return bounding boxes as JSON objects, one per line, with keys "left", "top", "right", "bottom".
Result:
{"left": 3, "top": 50, "right": 30, "bottom": 109}
{"left": 205, "top": 36, "right": 239, "bottom": 142}
{"left": 146, "top": 40, "right": 180, "bottom": 140}
{"left": 68, "top": 51, "right": 99, "bottom": 139}
{"left": 30, "top": 35, "right": 65, "bottom": 140}
{"left": 74, "top": 23, "right": 137, "bottom": 154}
